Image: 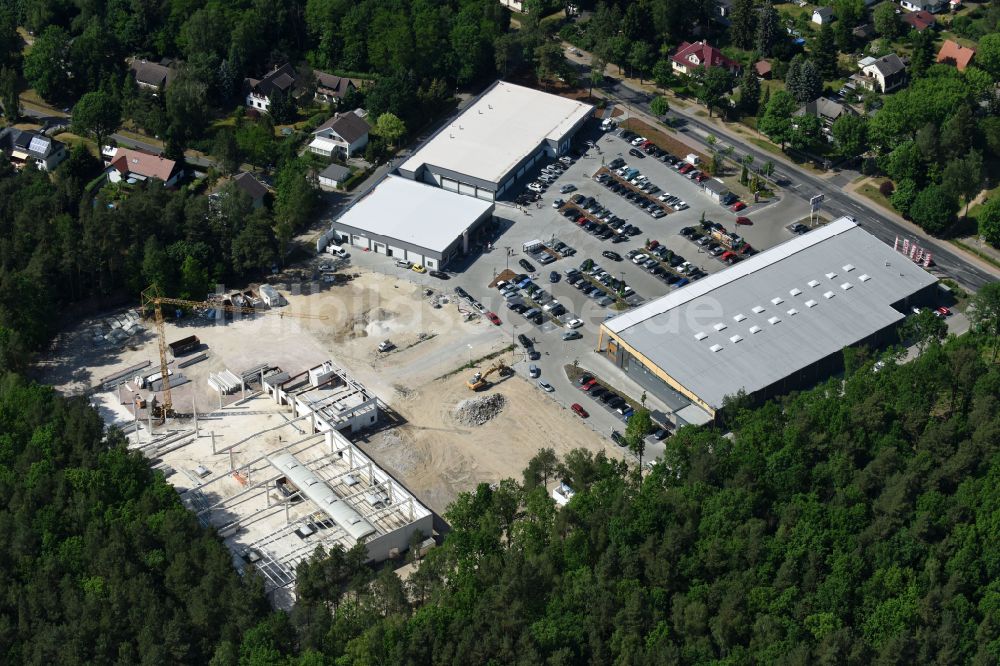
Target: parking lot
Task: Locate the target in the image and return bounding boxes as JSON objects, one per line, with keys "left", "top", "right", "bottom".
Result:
{"left": 340, "top": 118, "right": 812, "bottom": 458}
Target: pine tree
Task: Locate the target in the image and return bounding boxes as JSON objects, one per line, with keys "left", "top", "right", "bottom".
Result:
{"left": 755, "top": 4, "right": 780, "bottom": 56}
{"left": 739, "top": 66, "right": 761, "bottom": 115}
{"left": 812, "top": 24, "right": 838, "bottom": 80}
{"left": 730, "top": 0, "right": 758, "bottom": 50}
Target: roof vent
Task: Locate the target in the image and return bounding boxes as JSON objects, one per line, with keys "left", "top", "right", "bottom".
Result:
{"left": 771, "top": 297, "right": 784, "bottom": 305}
{"left": 843, "top": 264, "right": 855, "bottom": 272}
{"left": 805, "top": 299, "right": 818, "bottom": 308}
{"left": 825, "top": 272, "right": 837, "bottom": 280}
{"left": 752, "top": 305, "right": 765, "bottom": 314}
{"left": 859, "top": 274, "right": 871, "bottom": 282}
{"left": 808, "top": 279, "right": 820, "bottom": 288}
{"left": 694, "top": 331, "right": 707, "bottom": 341}
{"left": 730, "top": 334, "right": 743, "bottom": 343}
{"left": 709, "top": 344, "right": 723, "bottom": 352}
{"left": 841, "top": 282, "right": 852, "bottom": 291}
{"left": 733, "top": 313, "right": 747, "bottom": 322}
{"left": 824, "top": 291, "right": 835, "bottom": 299}
{"left": 749, "top": 325, "right": 762, "bottom": 334}
{"left": 768, "top": 316, "right": 781, "bottom": 325}
{"left": 789, "top": 288, "right": 802, "bottom": 296}
{"left": 713, "top": 322, "right": 727, "bottom": 331}
{"left": 787, "top": 308, "right": 798, "bottom": 316}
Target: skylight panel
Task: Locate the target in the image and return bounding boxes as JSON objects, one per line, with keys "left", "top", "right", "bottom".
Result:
{"left": 733, "top": 313, "right": 747, "bottom": 322}
{"left": 771, "top": 297, "right": 784, "bottom": 305}
{"left": 825, "top": 272, "right": 837, "bottom": 280}
{"left": 694, "top": 332, "right": 707, "bottom": 341}
{"left": 749, "top": 325, "right": 762, "bottom": 334}
{"left": 787, "top": 308, "right": 798, "bottom": 316}
{"left": 805, "top": 299, "right": 818, "bottom": 308}
{"left": 752, "top": 306, "right": 765, "bottom": 314}
{"left": 859, "top": 274, "right": 871, "bottom": 282}
{"left": 824, "top": 291, "right": 835, "bottom": 299}
{"left": 789, "top": 288, "right": 802, "bottom": 296}
{"left": 730, "top": 334, "right": 743, "bottom": 343}
{"left": 709, "top": 344, "right": 723, "bottom": 352}
{"left": 808, "top": 280, "right": 820, "bottom": 288}
{"left": 768, "top": 316, "right": 781, "bottom": 325}
{"left": 842, "top": 264, "right": 855, "bottom": 272}
{"left": 713, "top": 323, "right": 727, "bottom": 331}
{"left": 841, "top": 282, "right": 852, "bottom": 291}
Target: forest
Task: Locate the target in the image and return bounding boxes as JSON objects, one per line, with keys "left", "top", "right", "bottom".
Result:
{"left": 1, "top": 293, "right": 998, "bottom": 663}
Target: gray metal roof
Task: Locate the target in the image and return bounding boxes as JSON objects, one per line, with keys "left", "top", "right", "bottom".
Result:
{"left": 603, "top": 218, "right": 936, "bottom": 409}
{"left": 268, "top": 453, "right": 376, "bottom": 541}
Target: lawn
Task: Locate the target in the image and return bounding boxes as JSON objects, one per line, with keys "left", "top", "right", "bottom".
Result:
{"left": 858, "top": 182, "right": 894, "bottom": 211}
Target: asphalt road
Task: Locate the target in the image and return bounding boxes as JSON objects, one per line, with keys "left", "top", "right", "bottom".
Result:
{"left": 597, "top": 78, "right": 997, "bottom": 291}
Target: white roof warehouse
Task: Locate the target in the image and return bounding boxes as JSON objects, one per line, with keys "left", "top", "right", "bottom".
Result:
{"left": 398, "top": 80, "right": 593, "bottom": 201}
{"left": 328, "top": 175, "right": 495, "bottom": 270}
{"left": 598, "top": 218, "right": 938, "bottom": 420}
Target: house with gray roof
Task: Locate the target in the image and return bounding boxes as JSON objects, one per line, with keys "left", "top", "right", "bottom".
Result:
{"left": 309, "top": 110, "right": 370, "bottom": 158}
{"left": 794, "top": 97, "right": 858, "bottom": 141}
{"left": 0, "top": 128, "right": 68, "bottom": 171}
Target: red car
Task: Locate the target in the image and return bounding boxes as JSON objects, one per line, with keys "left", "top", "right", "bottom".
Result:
{"left": 935, "top": 306, "right": 952, "bottom": 318}
{"left": 694, "top": 173, "right": 707, "bottom": 182}
{"left": 576, "top": 216, "right": 587, "bottom": 225}
{"left": 720, "top": 251, "right": 736, "bottom": 261}
{"left": 580, "top": 379, "right": 598, "bottom": 391}
{"left": 735, "top": 216, "right": 752, "bottom": 226}
{"left": 678, "top": 163, "right": 693, "bottom": 174}
{"left": 730, "top": 201, "right": 747, "bottom": 212}
{"left": 571, "top": 403, "right": 589, "bottom": 418}
{"left": 486, "top": 311, "right": 502, "bottom": 326}
{"left": 647, "top": 240, "right": 660, "bottom": 249}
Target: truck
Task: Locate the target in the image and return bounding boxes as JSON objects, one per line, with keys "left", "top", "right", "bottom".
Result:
{"left": 326, "top": 243, "right": 348, "bottom": 257}
{"left": 710, "top": 227, "right": 745, "bottom": 250}
{"left": 168, "top": 335, "right": 200, "bottom": 358}
{"left": 522, "top": 239, "right": 544, "bottom": 253}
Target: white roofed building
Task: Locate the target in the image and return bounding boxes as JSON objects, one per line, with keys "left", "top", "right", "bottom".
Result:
{"left": 597, "top": 218, "right": 938, "bottom": 422}
{"left": 328, "top": 175, "right": 495, "bottom": 269}
{"left": 397, "top": 80, "right": 592, "bottom": 201}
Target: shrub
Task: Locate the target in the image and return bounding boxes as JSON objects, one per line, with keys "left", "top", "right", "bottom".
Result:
{"left": 879, "top": 180, "right": 895, "bottom": 197}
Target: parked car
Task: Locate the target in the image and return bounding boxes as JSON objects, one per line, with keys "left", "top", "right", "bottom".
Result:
{"left": 518, "top": 333, "right": 533, "bottom": 348}
{"left": 735, "top": 216, "right": 752, "bottom": 226}
{"left": 790, "top": 223, "right": 808, "bottom": 234}
{"left": 411, "top": 264, "right": 426, "bottom": 273}
{"left": 936, "top": 306, "right": 952, "bottom": 317}
{"left": 730, "top": 201, "right": 747, "bottom": 212}
{"left": 395, "top": 259, "right": 412, "bottom": 269}
{"left": 528, "top": 364, "right": 540, "bottom": 378}
{"left": 560, "top": 184, "right": 577, "bottom": 193}
{"left": 486, "top": 311, "right": 502, "bottom": 325}
{"left": 562, "top": 330, "right": 582, "bottom": 341}
{"left": 631, "top": 253, "right": 648, "bottom": 264}
{"left": 577, "top": 374, "right": 593, "bottom": 386}
{"left": 602, "top": 250, "right": 622, "bottom": 261}
{"left": 628, "top": 148, "right": 646, "bottom": 158}
{"left": 429, "top": 270, "right": 449, "bottom": 279}
{"left": 571, "top": 403, "right": 589, "bottom": 418}
{"left": 565, "top": 318, "right": 583, "bottom": 329}
{"left": 538, "top": 380, "right": 554, "bottom": 392}
{"left": 580, "top": 378, "right": 598, "bottom": 391}
{"left": 519, "top": 259, "right": 536, "bottom": 272}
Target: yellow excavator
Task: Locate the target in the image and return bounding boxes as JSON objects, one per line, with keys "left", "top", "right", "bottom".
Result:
{"left": 466, "top": 361, "right": 513, "bottom": 391}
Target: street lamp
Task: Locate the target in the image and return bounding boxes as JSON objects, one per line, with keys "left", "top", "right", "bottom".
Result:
{"left": 467, "top": 344, "right": 473, "bottom": 366}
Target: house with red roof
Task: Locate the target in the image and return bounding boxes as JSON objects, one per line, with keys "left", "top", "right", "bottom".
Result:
{"left": 902, "top": 10, "right": 937, "bottom": 31}
{"left": 671, "top": 41, "right": 740, "bottom": 76}
{"left": 105, "top": 147, "right": 182, "bottom": 187}
{"left": 936, "top": 40, "right": 976, "bottom": 71}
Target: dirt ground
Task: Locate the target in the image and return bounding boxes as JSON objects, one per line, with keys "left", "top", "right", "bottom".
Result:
{"left": 38, "top": 270, "right": 613, "bottom": 515}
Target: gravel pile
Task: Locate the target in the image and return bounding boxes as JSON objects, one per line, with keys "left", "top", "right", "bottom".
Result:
{"left": 454, "top": 393, "right": 507, "bottom": 426}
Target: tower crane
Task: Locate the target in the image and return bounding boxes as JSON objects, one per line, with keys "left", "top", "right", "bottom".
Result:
{"left": 140, "top": 285, "right": 327, "bottom": 419}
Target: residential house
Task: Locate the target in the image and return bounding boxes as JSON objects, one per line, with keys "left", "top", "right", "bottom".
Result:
{"left": 900, "top": 0, "right": 944, "bottom": 12}
{"left": 0, "top": 128, "right": 68, "bottom": 171}
{"left": 210, "top": 172, "right": 267, "bottom": 209}
{"left": 858, "top": 54, "right": 906, "bottom": 93}
{"left": 794, "top": 97, "right": 858, "bottom": 141}
{"left": 318, "top": 163, "right": 352, "bottom": 189}
{"left": 936, "top": 39, "right": 975, "bottom": 71}
{"left": 313, "top": 70, "right": 358, "bottom": 105}
{"left": 717, "top": 0, "right": 733, "bottom": 19}
{"left": 128, "top": 57, "right": 175, "bottom": 93}
{"left": 812, "top": 7, "right": 833, "bottom": 24}
{"left": 105, "top": 147, "right": 182, "bottom": 187}
{"left": 902, "top": 10, "right": 937, "bottom": 30}
{"left": 499, "top": 0, "right": 524, "bottom": 11}
{"left": 754, "top": 60, "right": 772, "bottom": 79}
{"left": 245, "top": 63, "right": 297, "bottom": 113}
{"left": 670, "top": 41, "right": 740, "bottom": 76}
{"left": 308, "top": 110, "right": 369, "bottom": 159}
{"left": 702, "top": 179, "right": 731, "bottom": 203}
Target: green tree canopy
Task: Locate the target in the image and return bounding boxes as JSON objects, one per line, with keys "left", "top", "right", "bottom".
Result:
{"left": 71, "top": 91, "right": 122, "bottom": 148}
{"left": 371, "top": 112, "right": 407, "bottom": 147}
{"left": 758, "top": 90, "right": 797, "bottom": 149}
{"left": 650, "top": 95, "right": 670, "bottom": 117}
{"left": 908, "top": 184, "right": 958, "bottom": 234}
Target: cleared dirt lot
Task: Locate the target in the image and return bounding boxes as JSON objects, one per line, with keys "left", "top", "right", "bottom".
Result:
{"left": 39, "top": 270, "right": 614, "bottom": 515}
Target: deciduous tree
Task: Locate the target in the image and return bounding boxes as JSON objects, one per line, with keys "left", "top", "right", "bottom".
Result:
{"left": 71, "top": 91, "right": 122, "bottom": 149}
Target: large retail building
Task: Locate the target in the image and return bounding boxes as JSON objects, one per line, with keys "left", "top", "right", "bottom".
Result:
{"left": 598, "top": 218, "right": 938, "bottom": 422}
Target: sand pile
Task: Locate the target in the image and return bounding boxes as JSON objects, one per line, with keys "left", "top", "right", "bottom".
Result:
{"left": 454, "top": 393, "right": 507, "bottom": 426}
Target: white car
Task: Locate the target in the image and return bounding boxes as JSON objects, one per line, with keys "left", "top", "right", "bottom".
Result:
{"left": 552, "top": 198, "right": 564, "bottom": 208}
{"left": 658, "top": 192, "right": 672, "bottom": 201}
{"left": 630, "top": 136, "right": 646, "bottom": 146}
{"left": 565, "top": 318, "right": 584, "bottom": 329}
{"left": 528, "top": 182, "right": 544, "bottom": 193}
{"left": 538, "top": 380, "right": 554, "bottom": 392}
{"left": 631, "top": 253, "right": 648, "bottom": 264}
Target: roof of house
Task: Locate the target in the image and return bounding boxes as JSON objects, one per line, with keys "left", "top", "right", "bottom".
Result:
{"left": 318, "top": 163, "right": 351, "bottom": 181}
{"left": 314, "top": 112, "right": 370, "bottom": 143}
{"left": 794, "top": 97, "right": 854, "bottom": 121}
{"left": 313, "top": 70, "right": 358, "bottom": 97}
{"left": 247, "top": 63, "right": 297, "bottom": 98}
{"left": 602, "top": 217, "right": 937, "bottom": 410}
{"left": 902, "top": 10, "right": 936, "bottom": 30}
{"left": 334, "top": 175, "right": 494, "bottom": 253}
{"left": 754, "top": 60, "right": 772, "bottom": 76}
{"left": 813, "top": 6, "right": 833, "bottom": 18}
{"left": 671, "top": 41, "right": 739, "bottom": 71}
{"left": 0, "top": 128, "right": 65, "bottom": 159}
{"left": 129, "top": 58, "right": 174, "bottom": 88}
{"left": 398, "top": 81, "right": 593, "bottom": 186}
{"left": 703, "top": 179, "right": 730, "bottom": 195}
{"left": 936, "top": 40, "right": 976, "bottom": 71}
{"left": 853, "top": 23, "right": 876, "bottom": 38}
{"left": 865, "top": 54, "right": 906, "bottom": 78}
{"left": 232, "top": 172, "right": 268, "bottom": 200}
{"left": 108, "top": 148, "right": 178, "bottom": 181}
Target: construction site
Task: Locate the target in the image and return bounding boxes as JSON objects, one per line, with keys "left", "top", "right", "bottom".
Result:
{"left": 38, "top": 270, "right": 614, "bottom": 603}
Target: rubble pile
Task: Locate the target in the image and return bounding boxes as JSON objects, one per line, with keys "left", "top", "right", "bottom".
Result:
{"left": 454, "top": 393, "right": 507, "bottom": 426}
